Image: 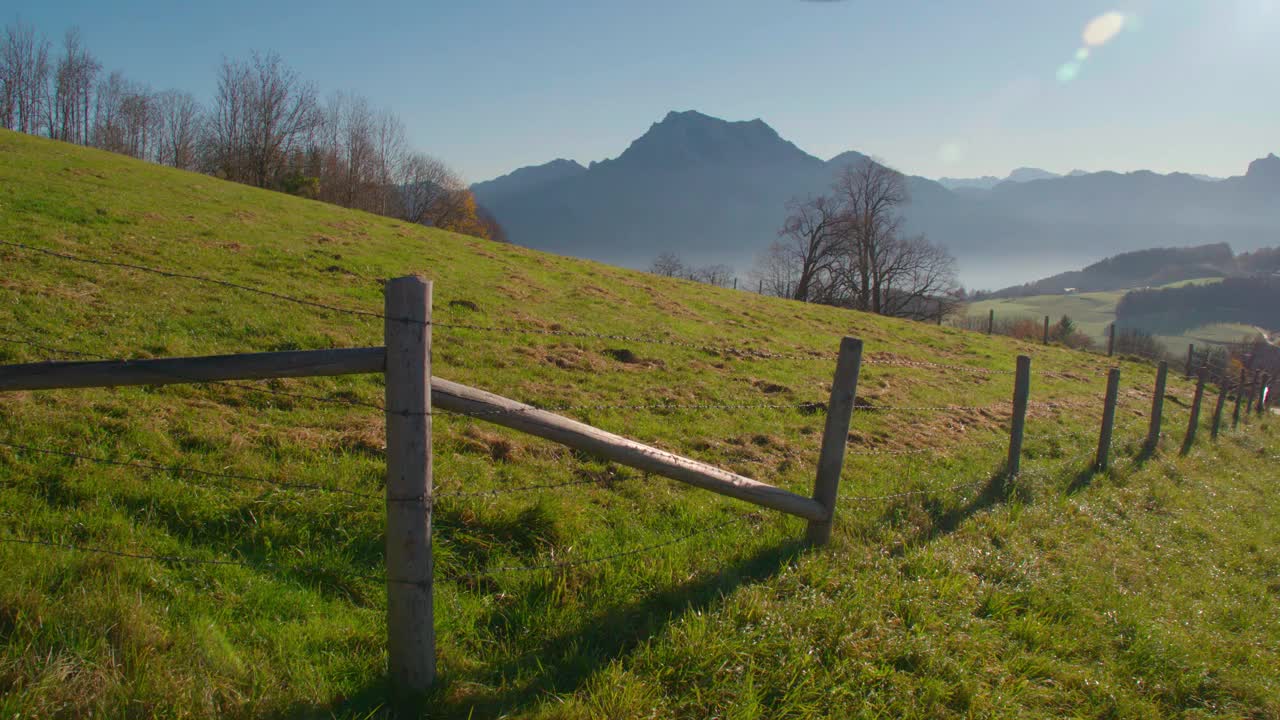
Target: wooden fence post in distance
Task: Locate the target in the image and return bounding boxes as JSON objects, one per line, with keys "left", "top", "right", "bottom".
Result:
{"left": 1007, "top": 355, "right": 1031, "bottom": 477}
{"left": 1246, "top": 371, "right": 1257, "bottom": 415}
{"left": 806, "top": 337, "right": 863, "bottom": 546}
{"left": 384, "top": 276, "right": 434, "bottom": 693}
{"left": 1043, "top": 316, "right": 1050, "bottom": 345}
{"left": 1233, "top": 368, "right": 1245, "bottom": 429}
{"left": 1182, "top": 368, "right": 1206, "bottom": 453}
{"left": 1107, "top": 324, "right": 1116, "bottom": 357}
{"left": 1185, "top": 344, "right": 1194, "bottom": 379}
{"left": 1211, "top": 377, "right": 1228, "bottom": 439}
{"left": 988, "top": 309, "right": 995, "bottom": 335}
{"left": 1096, "top": 368, "right": 1120, "bottom": 470}
{"left": 1145, "top": 361, "right": 1167, "bottom": 451}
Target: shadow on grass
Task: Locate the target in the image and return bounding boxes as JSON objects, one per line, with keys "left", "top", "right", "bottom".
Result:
{"left": 924, "top": 468, "right": 1013, "bottom": 540}
{"left": 289, "top": 538, "right": 806, "bottom": 720}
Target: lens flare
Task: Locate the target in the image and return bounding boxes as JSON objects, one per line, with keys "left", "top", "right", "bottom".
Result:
{"left": 1056, "top": 62, "right": 1081, "bottom": 84}
{"left": 1083, "top": 11, "right": 1126, "bottom": 46}
{"left": 1075, "top": 47, "right": 1090, "bottom": 61}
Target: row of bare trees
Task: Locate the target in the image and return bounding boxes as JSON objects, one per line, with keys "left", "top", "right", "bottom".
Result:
{"left": 649, "top": 253, "right": 736, "bottom": 288}
{"left": 757, "top": 159, "right": 961, "bottom": 321}
{"left": 0, "top": 20, "right": 501, "bottom": 240}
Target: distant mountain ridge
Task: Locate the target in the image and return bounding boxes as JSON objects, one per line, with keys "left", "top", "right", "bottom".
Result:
{"left": 987, "top": 244, "right": 1236, "bottom": 298}
{"left": 472, "top": 111, "right": 1280, "bottom": 289}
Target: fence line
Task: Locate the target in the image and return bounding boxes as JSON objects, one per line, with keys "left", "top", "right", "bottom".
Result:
{"left": 2, "top": 249, "right": 1274, "bottom": 694}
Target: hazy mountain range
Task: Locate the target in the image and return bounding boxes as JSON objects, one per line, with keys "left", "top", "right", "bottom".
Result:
{"left": 937, "top": 168, "right": 1223, "bottom": 191}
{"left": 472, "top": 110, "right": 1280, "bottom": 289}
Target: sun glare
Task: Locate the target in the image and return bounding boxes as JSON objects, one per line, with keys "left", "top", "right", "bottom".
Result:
{"left": 1082, "top": 11, "right": 1127, "bottom": 47}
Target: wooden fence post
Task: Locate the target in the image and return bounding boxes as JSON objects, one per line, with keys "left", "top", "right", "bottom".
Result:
{"left": 1096, "top": 368, "right": 1120, "bottom": 470}
{"left": 384, "top": 276, "right": 434, "bottom": 693}
{"left": 1043, "top": 316, "right": 1050, "bottom": 345}
{"left": 1182, "top": 368, "right": 1205, "bottom": 452}
{"left": 1211, "top": 377, "right": 1228, "bottom": 439}
{"left": 733, "top": 277, "right": 738, "bottom": 290}
{"left": 1007, "top": 355, "right": 1031, "bottom": 476}
{"left": 1107, "top": 324, "right": 1116, "bottom": 357}
{"left": 1145, "top": 361, "right": 1167, "bottom": 451}
{"left": 806, "top": 337, "right": 863, "bottom": 546}
{"left": 1185, "top": 344, "right": 1194, "bottom": 379}
{"left": 987, "top": 309, "right": 995, "bottom": 335}
{"left": 1259, "top": 373, "right": 1271, "bottom": 416}
{"left": 1246, "top": 371, "right": 1257, "bottom": 415}
{"left": 1233, "top": 368, "right": 1245, "bottom": 429}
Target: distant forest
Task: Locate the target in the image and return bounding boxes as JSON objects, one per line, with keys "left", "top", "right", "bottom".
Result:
{"left": 1115, "top": 276, "right": 1280, "bottom": 334}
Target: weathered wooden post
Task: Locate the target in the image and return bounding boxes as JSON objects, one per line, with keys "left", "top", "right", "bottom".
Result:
{"left": 384, "top": 276, "right": 434, "bottom": 693}
{"left": 1233, "top": 368, "right": 1245, "bottom": 429}
{"left": 1182, "top": 368, "right": 1205, "bottom": 452}
{"left": 1246, "top": 371, "right": 1257, "bottom": 415}
{"left": 1107, "top": 324, "right": 1116, "bottom": 357}
{"left": 733, "top": 277, "right": 738, "bottom": 290}
{"left": 1095, "top": 368, "right": 1121, "bottom": 470}
{"left": 1259, "top": 373, "right": 1271, "bottom": 416}
{"left": 1043, "top": 315, "right": 1050, "bottom": 345}
{"left": 987, "top": 309, "right": 995, "bottom": 335}
{"left": 806, "top": 337, "right": 863, "bottom": 546}
{"left": 1007, "top": 355, "right": 1031, "bottom": 476}
{"left": 1185, "top": 344, "right": 1194, "bottom": 379}
{"left": 1145, "top": 361, "right": 1167, "bottom": 451}
{"left": 758, "top": 279, "right": 763, "bottom": 294}
{"left": 1211, "top": 377, "right": 1228, "bottom": 439}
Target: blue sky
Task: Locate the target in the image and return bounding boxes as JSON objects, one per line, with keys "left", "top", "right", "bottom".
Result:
{"left": 11, "top": 0, "right": 1279, "bottom": 182}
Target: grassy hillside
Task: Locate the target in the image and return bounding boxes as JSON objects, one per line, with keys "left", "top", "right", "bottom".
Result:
{"left": 967, "top": 281, "right": 1257, "bottom": 352}
{"left": 1, "top": 129, "right": 1278, "bottom": 719}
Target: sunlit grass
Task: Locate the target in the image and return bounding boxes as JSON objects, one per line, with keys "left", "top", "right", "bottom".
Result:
{"left": 1, "top": 129, "right": 1277, "bottom": 718}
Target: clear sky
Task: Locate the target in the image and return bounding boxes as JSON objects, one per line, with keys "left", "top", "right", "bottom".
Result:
{"left": 11, "top": 0, "right": 1279, "bottom": 182}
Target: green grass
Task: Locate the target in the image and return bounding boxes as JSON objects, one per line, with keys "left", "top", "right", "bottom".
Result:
{"left": 1, "top": 129, "right": 1278, "bottom": 718}
{"left": 968, "top": 280, "right": 1256, "bottom": 352}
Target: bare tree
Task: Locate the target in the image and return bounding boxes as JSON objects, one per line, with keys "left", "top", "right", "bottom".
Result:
{"left": 1, "top": 20, "right": 50, "bottom": 133}
{"left": 832, "top": 158, "right": 910, "bottom": 314}
{"left": 50, "top": 28, "right": 98, "bottom": 143}
{"left": 207, "top": 52, "right": 317, "bottom": 187}
{"left": 755, "top": 158, "right": 962, "bottom": 319}
{"left": 371, "top": 108, "right": 407, "bottom": 215}
{"left": 155, "top": 89, "right": 202, "bottom": 169}
{"left": 91, "top": 71, "right": 128, "bottom": 152}
{"left": 206, "top": 57, "right": 249, "bottom": 179}
{"left": 771, "top": 194, "right": 846, "bottom": 302}
{"left": 397, "top": 151, "right": 470, "bottom": 227}
{"left": 864, "top": 234, "right": 962, "bottom": 321}
{"left": 649, "top": 252, "right": 685, "bottom": 278}
{"left": 688, "top": 263, "right": 735, "bottom": 287}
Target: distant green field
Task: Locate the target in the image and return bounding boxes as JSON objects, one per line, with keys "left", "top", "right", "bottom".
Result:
{"left": 967, "top": 278, "right": 1256, "bottom": 351}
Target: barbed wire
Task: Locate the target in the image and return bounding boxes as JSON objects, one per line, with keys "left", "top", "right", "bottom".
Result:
{"left": 0, "top": 509, "right": 758, "bottom": 585}
{"left": 4, "top": 238, "right": 1231, "bottom": 396}
{"left": 0, "top": 239, "right": 390, "bottom": 321}
{"left": 0, "top": 334, "right": 389, "bottom": 413}
{"left": 455, "top": 513, "right": 757, "bottom": 578}
{"left": 0, "top": 439, "right": 382, "bottom": 500}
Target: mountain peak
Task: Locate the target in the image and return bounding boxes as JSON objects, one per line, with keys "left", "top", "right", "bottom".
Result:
{"left": 612, "top": 110, "right": 814, "bottom": 169}
{"left": 1005, "top": 167, "right": 1061, "bottom": 183}
{"left": 1244, "top": 153, "right": 1280, "bottom": 182}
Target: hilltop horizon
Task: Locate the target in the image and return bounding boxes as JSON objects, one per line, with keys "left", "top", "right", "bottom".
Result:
{"left": 473, "top": 109, "right": 1266, "bottom": 188}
